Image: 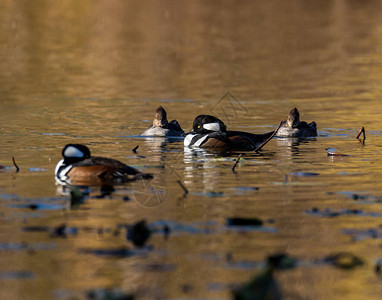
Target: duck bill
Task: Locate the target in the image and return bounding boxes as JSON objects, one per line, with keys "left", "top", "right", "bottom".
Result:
{"left": 182, "top": 129, "right": 195, "bottom": 136}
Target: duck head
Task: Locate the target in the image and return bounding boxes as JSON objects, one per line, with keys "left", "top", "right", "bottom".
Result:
{"left": 62, "top": 144, "right": 91, "bottom": 164}
{"left": 191, "top": 115, "right": 227, "bottom": 134}
{"left": 153, "top": 106, "right": 169, "bottom": 128}
{"left": 287, "top": 107, "right": 300, "bottom": 128}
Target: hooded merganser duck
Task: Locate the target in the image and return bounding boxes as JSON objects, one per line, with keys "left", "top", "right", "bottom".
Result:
{"left": 184, "top": 115, "right": 274, "bottom": 151}
{"left": 276, "top": 107, "right": 317, "bottom": 138}
{"left": 142, "top": 106, "right": 184, "bottom": 137}
{"left": 55, "top": 144, "right": 153, "bottom": 185}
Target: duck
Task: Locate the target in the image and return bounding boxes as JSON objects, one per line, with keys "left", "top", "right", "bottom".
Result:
{"left": 55, "top": 144, "right": 153, "bottom": 185}
{"left": 276, "top": 107, "right": 317, "bottom": 138}
{"left": 141, "top": 106, "right": 184, "bottom": 137}
{"left": 184, "top": 115, "right": 275, "bottom": 151}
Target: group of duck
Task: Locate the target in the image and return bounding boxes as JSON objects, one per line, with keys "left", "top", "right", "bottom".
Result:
{"left": 55, "top": 106, "right": 317, "bottom": 185}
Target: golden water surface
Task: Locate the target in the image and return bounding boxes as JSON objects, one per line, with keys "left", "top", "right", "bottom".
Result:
{"left": 1, "top": 1, "right": 382, "bottom": 299}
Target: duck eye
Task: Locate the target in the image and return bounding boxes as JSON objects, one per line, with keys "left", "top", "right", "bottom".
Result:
{"left": 198, "top": 125, "right": 201, "bottom": 128}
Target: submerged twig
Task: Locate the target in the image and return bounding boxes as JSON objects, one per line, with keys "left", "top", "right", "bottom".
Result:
{"left": 12, "top": 157, "right": 20, "bottom": 173}
{"left": 231, "top": 154, "right": 243, "bottom": 172}
{"left": 177, "top": 180, "right": 189, "bottom": 195}
{"left": 132, "top": 145, "right": 139, "bottom": 153}
{"left": 254, "top": 121, "right": 283, "bottom": 153}
{"left": 355, "top": 127, "right": 366, "bottom": 140}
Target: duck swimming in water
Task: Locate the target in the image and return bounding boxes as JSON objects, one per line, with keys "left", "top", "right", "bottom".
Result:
{"left": 276, "top": 107, "right": 317, "bottom": 138}
{"left": 55, "top": 144, "right": 153, "bottom": 185}
{"left": 142, "top": 106, "right": 184, "bottom": 137}
{"left": 184, "top": 115, "right": 275, "bottom": 151}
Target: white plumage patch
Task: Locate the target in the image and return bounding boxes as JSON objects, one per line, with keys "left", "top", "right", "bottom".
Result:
{"left": 63, "top": 146, "right": 84, "bottom": 158}
{"left": 54, "top": 159, "right": 65, "bottom": 175}
{"left": 184, "top": 134, "right": 196, "bottom": 147}
{"left": 184, "top": 134, "right": 209, "bottom": 147}
{"left": 54, "top": 159, "right": 73, "bottom": 185}
{"left": 193, "top": 135, "right": 208, "bottom": 147}
{"left": 203, "top": 122, "right": 220, "bottom": 132}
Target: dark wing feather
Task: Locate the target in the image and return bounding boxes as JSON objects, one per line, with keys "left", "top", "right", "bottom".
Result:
{"left": 227, "top": 130, "right": 274, "bottom": 149}
{"left": 228, "top": 135, "right": 256, "bottom": 150}
{"left": 201, "top": 137, "right": 231, "bottom": 149}
{"left": 167, "top": 120, "right": 184, "bottom": 133}
{"left": 308, "top": 121, "right": 317, "bottom": 130}
{"left": 298, "top": 122, "right": 317, "bottom": 137}
{"left": 200, "top": 132, "right": 232, "bottom": 149}
{"left": 88, "top": 157, "right": 141, "bottom": 175}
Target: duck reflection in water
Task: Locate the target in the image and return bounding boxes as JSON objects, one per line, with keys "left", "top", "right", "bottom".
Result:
{"left": 141, "top": 135, "right": 183, "bottom": 153}
{"left": 182, "top": 147, "right": 225, "bottom": 192}
{"left": 276, "top": 137, "right": 317, "bottom": 160}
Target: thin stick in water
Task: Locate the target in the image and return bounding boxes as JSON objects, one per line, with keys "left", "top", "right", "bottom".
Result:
{"left": 177, "top": 180, "right": 189, "bottom": 195}
{"left": 132, "top": 145, "right": 139, "bottom": 153}
{"left": 355, "top": 127, "right": 366, "bottom": 140}
{"left": 12, "top": 157, "right": 20, "bottom": 173}
{"left": 231, "top": 154, "right": 243, "bottom": 172}
{"left": 254, "top": 121, "right": 283, "bottom": 153}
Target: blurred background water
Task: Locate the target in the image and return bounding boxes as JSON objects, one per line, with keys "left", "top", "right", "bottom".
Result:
{"left": 1, "top": 0, "right": 382, "bottom": 299}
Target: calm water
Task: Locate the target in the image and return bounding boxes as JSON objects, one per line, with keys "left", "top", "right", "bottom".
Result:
{"left": 2, "top": 1, "right": 382, "bottom": 299}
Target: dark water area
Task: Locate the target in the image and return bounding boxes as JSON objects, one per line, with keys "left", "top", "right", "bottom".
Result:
{"left": 1, "top": 1, "right": 382, "bottom": 299}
